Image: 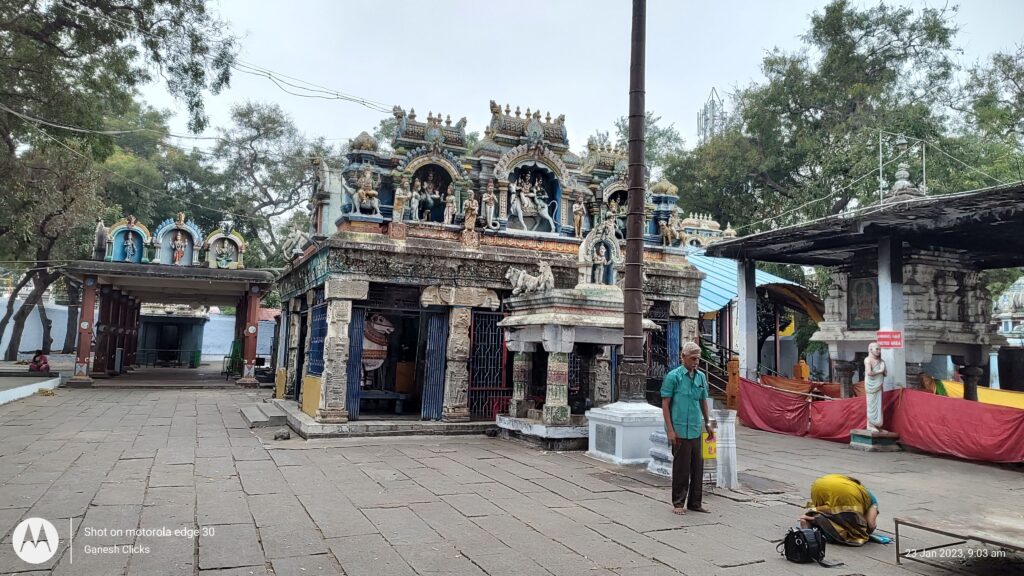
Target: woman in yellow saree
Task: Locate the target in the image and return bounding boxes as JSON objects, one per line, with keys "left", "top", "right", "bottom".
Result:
{"left": 799, "top": 474, "right": 878, "bottom": 546}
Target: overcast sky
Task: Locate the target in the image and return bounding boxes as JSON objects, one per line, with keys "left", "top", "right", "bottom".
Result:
{"left": 140, "top": 0, "right": 1024, "bottom": 154}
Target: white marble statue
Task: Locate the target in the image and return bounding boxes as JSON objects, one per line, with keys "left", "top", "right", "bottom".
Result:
{"left": 864, "top": 341, "right": 887, "bottom": 432}
{"left": 482, "top": 180, "right": 498, "bottom": 230}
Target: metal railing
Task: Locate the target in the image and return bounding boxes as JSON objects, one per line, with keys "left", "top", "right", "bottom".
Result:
{"left": 698, "top": 336, "right": 786, "bottom": 379}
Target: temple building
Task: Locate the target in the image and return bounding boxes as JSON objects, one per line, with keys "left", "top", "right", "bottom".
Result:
{"left": 270, "top": 101, "right": 719, "bottom": 435}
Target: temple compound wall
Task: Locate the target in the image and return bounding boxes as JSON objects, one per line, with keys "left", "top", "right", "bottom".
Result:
{"left": 275, "top": 102, "right": 706, "bottom": 424}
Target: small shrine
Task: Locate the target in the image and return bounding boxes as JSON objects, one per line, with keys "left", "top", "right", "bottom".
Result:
{"left": 105, "top": 215, "right": 152, "bottom": 264}
{"left": 496, "top": 224, "right": 660, "bottom": 450}
{"left": 203, "top": 218, "right": 247, "bottom": 270}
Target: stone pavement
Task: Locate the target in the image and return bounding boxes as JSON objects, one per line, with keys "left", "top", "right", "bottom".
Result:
{"left": 0, "top": 388, "right": 1022, "bottom": 576}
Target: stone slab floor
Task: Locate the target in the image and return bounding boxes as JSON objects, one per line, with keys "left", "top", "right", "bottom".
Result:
{"left": 0, "top": 388, "right": 1022, "bottom": 575}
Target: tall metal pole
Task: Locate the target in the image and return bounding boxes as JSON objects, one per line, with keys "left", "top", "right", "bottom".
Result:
{"left": 619, "top": 0, "right": 647, "bottom": 403}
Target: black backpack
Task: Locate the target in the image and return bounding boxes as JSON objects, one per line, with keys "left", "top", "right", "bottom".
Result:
{"left": 778, "top": 527, "right": 842, "bottom": 567}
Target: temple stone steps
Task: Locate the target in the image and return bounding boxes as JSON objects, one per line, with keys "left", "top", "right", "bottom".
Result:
{"left": 241, "top": 402, "right": 288, "bottom": 428}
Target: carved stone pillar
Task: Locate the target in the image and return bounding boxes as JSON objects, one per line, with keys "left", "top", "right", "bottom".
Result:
{"left": 498, "top": 181, "right": 509, "bottom": 220}
{"left": 834, "top": 360, "right": 857, "bottom": 398}
{"left": 588, "top": 346, "right": 613, "bottom": 407}
{"left": 905, "top": 362, "right": 924, "bottom": 389}
{"left": 285, "top": 298, "right": 302, "bottom": 398}
{"left": 509, "top": 350, "right": 533, "bottom": 417}
{"left": 542, "top": 351, "right": 570, "bottom": 425}
{"left": 317, "top": 298, "right": 351, "bottom": 423}
{"left": 442, "top": 307, "right": 471, "bottom": 422}
{"left": 961, "top": 366, "right": 983, "bottom": 402}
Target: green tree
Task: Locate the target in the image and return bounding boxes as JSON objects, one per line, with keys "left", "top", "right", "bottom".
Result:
{"left": 963, "top": 45, "right": 1024, "bottom": 148}
{"left": 214, "top": 102, "right": 342, "bottom": 267}
{"left": 613, "top": 111, "right": 684, "bottom": 174}
{"left": 666, "top": 0, "right": 961, "bottom": 231}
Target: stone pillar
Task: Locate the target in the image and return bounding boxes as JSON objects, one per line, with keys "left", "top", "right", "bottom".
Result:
{"left": 236, "top": 285, "right": 262, "bottom": 387}
{"left": 834, "top": 360, "right": 857, "bottom": 398}
{"left": 92, "top": 286, "right": 112, "bottom": 376}
{"left": 498, "top": 181, "right": 509, "bottom": 220}
{"left": 442, "top": 307, "right": 472, "bottom": 422}
{"left": 509, "top": 348, "right": 533, "bottom": 418}
{"left": 737, "top": 259, "right": 759, "bottom": 380}
{"left": 316, "top": 278, "right": 369, "bottom": 422}
{"left": 126, "top": 297, "right": 139, "bottom": 364}
{"left": 589, "top": 346, "right": 613, "bottom": 407}
{"left": 107, "top": 291, "right": 124, "bottom": 376}
{"left": 70, "top": 276, "right": 98, "bottom": 384}
{"left": 317, "top": 298, "right": 352, "bottom": 423}
{"left": 961, "top": 366, "right": 983, "bottom": 402}
{"left": 878, "top": 237, "right": 906, "bottom": 388}
{"left": 285, "top": 298, "right": 302, "bottom": 398}
{"left": 542, "top": 351, "right": 570, "bottom": 425}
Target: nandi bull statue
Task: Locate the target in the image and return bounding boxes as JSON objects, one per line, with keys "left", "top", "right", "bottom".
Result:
{"left": 505, "top": 262, "right": 555, "bottom": 296}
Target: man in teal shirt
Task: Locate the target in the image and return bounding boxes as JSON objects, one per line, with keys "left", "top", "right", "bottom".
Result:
{"left": 661, "top": 341, "right": 714, "bottom": 514}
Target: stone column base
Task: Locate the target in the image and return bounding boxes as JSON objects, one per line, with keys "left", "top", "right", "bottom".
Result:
{"left": 315, "top": 407, "right": 348, "bottom": 423}
{"left": 65, "top": 376, "right": 94, "bottom": 388}
{"left": 542, "top": 404, "right": 570, "bottom": 426}
{"left": 443, "top": 407, "right": 471, "bottom": 423}
{"left": 236, "top": 377, "right": 260, "bottom": 388}
{"left": 508, "top": 399, "right": 531, "bottom": 418}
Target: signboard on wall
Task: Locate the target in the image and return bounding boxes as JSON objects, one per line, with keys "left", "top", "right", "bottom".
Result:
{"left": 877, "top": 330, "right": 903, "bottom": 348}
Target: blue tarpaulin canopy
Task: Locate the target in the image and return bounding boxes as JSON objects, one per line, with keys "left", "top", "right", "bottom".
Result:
{"left": 685, "top": 250, "right": 824, "bottom": 320}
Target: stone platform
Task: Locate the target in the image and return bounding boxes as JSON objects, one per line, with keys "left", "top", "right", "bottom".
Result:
{"left": 495, "top": 414, "right": 589, "bottom": 451}
{"left": 850, "top": 428, "right": 902, "bottom": 452}
{"left": 276, "top": 399, "right": 496, "bottom": 439}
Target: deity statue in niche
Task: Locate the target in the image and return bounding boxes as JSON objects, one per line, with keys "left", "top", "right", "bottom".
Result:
{"left": 216, "top": 239, "right": 235, "bottom": 268}
{"left": 355, "top": 165, "right": 381, "bottom": 216}
{"left": 423, "top": 170, "right": 437, "bottom": 197}
{"left": 172, "top": 231, "right": 187, "bottom": 265}
{"left": 463, "top": 195, "right": 479, "bottom": 231}
{"left": 410, "top": 178, "right": 423, "bottom": 221}
{"left": 393, "top": 175, "right": 410, "bottom": 221}
{"left": 442, "top": 184, "right": 457, "bottom": 225}
{"left": 531, "top": 177, "right": 557, "bottom": 232}
{"left": 508, "top": 176, "right": 528, "bottom": 230}
{"left": 572, "top": 194, "right": 586, "bottom": 238}
{"left": 591, "top": 243, "right": 614, "bottom": 285}
{"left": 481, "top": 180, "right": 498, "bottom": 230}
{"left": 123, "top": 231, "right": 136, "bottom": 262}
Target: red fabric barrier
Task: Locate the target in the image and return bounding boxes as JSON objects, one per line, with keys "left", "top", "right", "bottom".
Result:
{"left": 738, "top": 377, "right": 810, "bottom": 436}
{"left": 808, "top": 391, "right": 900, "bottom": 443}
{"left": 889, "top": 389, "right": 1024, "bottom": 463}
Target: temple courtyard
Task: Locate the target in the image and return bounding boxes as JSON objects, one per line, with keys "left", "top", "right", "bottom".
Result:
{"left": 0, "top": 388, "right": 1021, "bottom": 576}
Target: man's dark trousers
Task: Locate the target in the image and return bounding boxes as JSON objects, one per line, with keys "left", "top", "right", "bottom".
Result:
{"left": 671, "top": 436, "right": 703, "bottom": 509}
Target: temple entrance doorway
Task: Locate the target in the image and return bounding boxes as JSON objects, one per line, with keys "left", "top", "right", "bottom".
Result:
{"left": 347, "top": 284, "right": 448, "bottom": 421}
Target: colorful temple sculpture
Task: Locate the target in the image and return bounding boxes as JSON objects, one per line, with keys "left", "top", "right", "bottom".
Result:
{"left": 273, "top": 101, "right": 709, "bottom": 439}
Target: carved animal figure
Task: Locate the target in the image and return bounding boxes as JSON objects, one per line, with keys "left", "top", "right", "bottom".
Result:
{"left": 362, "top": 313, "right": 395, "bottom": 373}
{"left": 659, "top": 220, "right": 679, "bottom": 246}
{"left": 505, "top": 262, "right": 555, "bottom": 295}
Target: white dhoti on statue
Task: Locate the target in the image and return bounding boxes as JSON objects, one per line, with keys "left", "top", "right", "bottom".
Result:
{"left": 865, "top": 368, "right": 885, "bottom": 431}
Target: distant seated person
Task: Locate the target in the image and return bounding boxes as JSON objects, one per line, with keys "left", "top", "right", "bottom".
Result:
{"left": 28, "top": 350, "right": 49, "bottom": 373}
{"left": 799, "top": 474, "right": 878, "bottom": 546}
{"left": 918, "top": 372, "right": 947, "bottom": 396}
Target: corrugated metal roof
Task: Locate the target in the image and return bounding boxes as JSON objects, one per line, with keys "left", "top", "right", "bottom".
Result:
{"left": 685, "top": 249, "right": 798, "bottom": 313}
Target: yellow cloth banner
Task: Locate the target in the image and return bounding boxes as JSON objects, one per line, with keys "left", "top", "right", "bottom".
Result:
{"left": 940, "top": 380, "right": 1024, "bottom": 411}
{"left": 702, "top": 432, "right": 717, "bottom": 459}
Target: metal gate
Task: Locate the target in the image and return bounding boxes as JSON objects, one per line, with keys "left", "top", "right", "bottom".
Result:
{"left": 468, "top": 311, "right": 510, "bottom": 419}
{"left": 346, "top": 309, "right": 366, "bottom": 420}
{"left": 421, "top": 310, "right": 448, "bottom": 420}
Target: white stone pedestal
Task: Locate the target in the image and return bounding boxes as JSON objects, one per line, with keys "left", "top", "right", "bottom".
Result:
{"left": 712, "top": 409, "right": 738, "bottom": 489}
{"left": 585, "top": 401, "right": 664, "bottom": 465}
